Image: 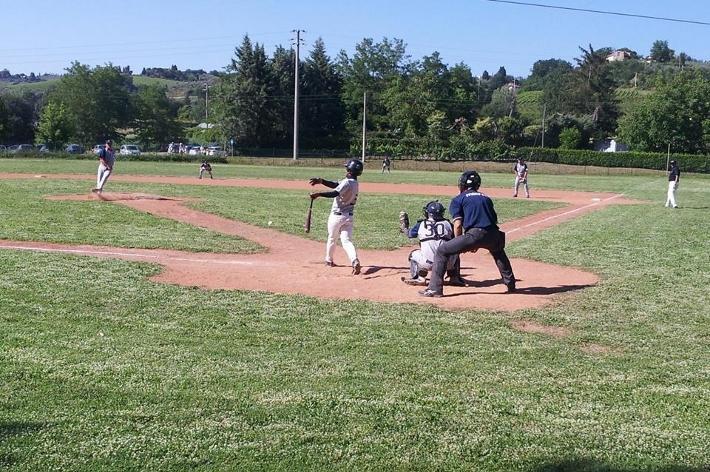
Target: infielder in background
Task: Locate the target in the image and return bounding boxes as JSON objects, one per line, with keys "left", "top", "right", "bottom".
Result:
{"left": 665, "top": 160, "right": 680, "bottom": 208}
{"left": 420, "top": 170, "right": 516, "bottom": 297}
{"left": 309, "top": 159, "right": 364, "bottom": 275}
{"left": 92, "top": 139, "right": 114, "bottom": 193}
{"left": 512, "top": 157, "right": 530, "bottom": 198}
{"left": 382, "top": 156, "right": 391, "bottom": 173}
{"left": 199, "top": 160, "right": 213, "bottom": 179}
{"left": 402, "top": 201, "right": 465, "bottom": 287}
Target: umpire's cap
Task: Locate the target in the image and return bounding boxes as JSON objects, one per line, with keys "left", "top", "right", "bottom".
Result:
{"left": 458, "top": 170, "right": 481, "bottom": 192}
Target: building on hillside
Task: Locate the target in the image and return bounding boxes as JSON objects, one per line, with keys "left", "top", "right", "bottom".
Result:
{"left": 606, "top": 50, "right": 632, "bottom": 62}
{"left": 595, "top": 138, "right": 629, "bottom": 153}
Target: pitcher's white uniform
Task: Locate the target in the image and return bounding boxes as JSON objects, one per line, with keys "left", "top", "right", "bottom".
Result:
{"left": 326, "top": 177, "right": 359, "bottom": 265}
{"left": 513, "top": 160, "right": 530, "bottom": 198}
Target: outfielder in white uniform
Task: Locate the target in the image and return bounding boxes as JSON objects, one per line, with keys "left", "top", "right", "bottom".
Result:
{"left": 402, "top": 201, "right": 465, "bottom": 287}
{"left": 309, "top": 159, "right": 364, "bottom": 275}
{"left": 92, "top": 139, "right": 115, "bottom": 194}
{"left": 665, "top": 160, "right": 680, "bottom": 208}
{"left": 513, "top": 157, "right": 530, "bottom": 198}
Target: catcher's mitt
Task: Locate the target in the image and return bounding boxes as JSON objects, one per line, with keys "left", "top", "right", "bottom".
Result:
{"left": 399, "top": 211, "right": 410, "bottom": 234}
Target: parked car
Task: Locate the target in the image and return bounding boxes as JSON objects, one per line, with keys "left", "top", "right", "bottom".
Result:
{"left": 0, "top": 145, "right": 6, "bottom": 154}
{"left": 206, "top": 145, "right": 224, "bottom": 157}
{"left": 37, "top": 144, "right": 50, "bottom": 153}
{"left": 11, "top": 144, "right": 35, "bottom": 154}
{"left": 119, "top": 144, "right": 141, "bottom": 156}
{"left": 92, "top": 144, "right": 104, "bottom": 155}
{"left": 65, "top": 144, "right": 85, "bottom": 154}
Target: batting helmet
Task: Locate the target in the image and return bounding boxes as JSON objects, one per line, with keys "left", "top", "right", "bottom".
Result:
{"left": 345, "top": 159, "right": 364, "bottom": 176}
{"left": 423, "top": 200, "right": 445, "bottom": 220}
{"left": 458, "top": 170, "right": 481, "bottom": 192}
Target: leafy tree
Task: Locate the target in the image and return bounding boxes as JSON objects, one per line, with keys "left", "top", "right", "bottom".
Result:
{"left": 268, "top": 45, "right": 295, "bottom": 147}
{"left": 49, "top": 62, "right": 134, "bottom": 145}
{"left": 213, "top": 35, "right": 275, "bottom": 147}
{"left": 133, "top": 84, "right": 182, "bottom": 150}
{"left": 558, "top": 127, "right": 582, "bottom": 149}
{"left": 301, "top": 38, "right": 345, "bottom": 148}
{"left": 0, "top": 96, "right": 8, "bottom": 141}
{"left": 618, "top": 71, "right": 710, "bottom": 153}
{"left": 650, "top": 40, "right": 675, "bottom": 63}
{"left": 338, "top": 37, "right": 409, "bottom": 135}
{"left": 35, "top": 101, "right": 74, "bottom": 149}
{"left": 1, "top": 93, "right": 36, "bottom": 143}
{"left": 481, "top": 87, "right": 515, "bottom": 119}
{"left": 560, "top": 44, "right": 619, "bottom": 135}
{"left": 524, "top": 59, "right": 572, "bottom": 91}
{"left": 489, "top": 66, "right": 509, "bottom": 91}
{"left": 448, "top": 63, "right": 479, "bottom": 120}
{"left": 497, "top": 116, "right": 526, "bottom": 145}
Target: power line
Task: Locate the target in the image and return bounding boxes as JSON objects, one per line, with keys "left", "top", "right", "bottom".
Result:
{"left": 485, "top": 0, "right": 710, "bottom": 26}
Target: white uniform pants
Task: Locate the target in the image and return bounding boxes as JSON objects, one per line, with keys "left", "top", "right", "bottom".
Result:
{"left": 666, "top": 181, "right": 678, "bottom": 208}
{"left": 97, "top": 163, "right": 112, "bottom": 190}
{"left": 326, "top": 213, "right": 358, "bottom": 264}
{"left": 410, "top": 249, "right": 457, "bottom": 275}
{"left": 513, "top": 176, "right": 529, "bottom": 197}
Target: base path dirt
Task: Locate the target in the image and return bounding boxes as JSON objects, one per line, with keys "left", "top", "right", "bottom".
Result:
{"left": 0, "top": 173, "right": 639, "bottom": 311}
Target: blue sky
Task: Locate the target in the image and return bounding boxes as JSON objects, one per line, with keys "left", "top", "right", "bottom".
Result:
{"left": 1, "top": 0, "right": 708, "bottom": 77}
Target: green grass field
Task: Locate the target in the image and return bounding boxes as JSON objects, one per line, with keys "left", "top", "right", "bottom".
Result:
{"left": 0, "top": 160, "right": 708, "bottom": 470}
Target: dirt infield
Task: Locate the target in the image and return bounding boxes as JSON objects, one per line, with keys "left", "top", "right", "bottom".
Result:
{"left": 0, "top": 173, "right": 639, "bottom": 311}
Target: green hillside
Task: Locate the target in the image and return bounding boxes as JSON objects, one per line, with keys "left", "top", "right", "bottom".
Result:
{"left": 516, "top": 88, "right": 652, "bottom": 121}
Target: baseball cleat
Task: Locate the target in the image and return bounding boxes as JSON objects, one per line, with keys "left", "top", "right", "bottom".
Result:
{"left": 324, "top": 260, "right": 335, "bottom": 267}
{"left": 446, "top": 276, "right": 467, "bottom": 287}
{"left": 418, "top": 289, "right": 443, "bottom": 298}
{"left": 401, "top": 276, "right": 427, "bottom": 286}
{"left": 506, "top": 283, "right": 517, "bottom": 293}
{"left": 351, "top": 259, "right": 361, "bottom": 275}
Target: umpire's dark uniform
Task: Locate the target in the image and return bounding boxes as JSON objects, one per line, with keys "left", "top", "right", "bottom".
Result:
{"left": 422, "top": 171, "right": 516, "bottom": 297}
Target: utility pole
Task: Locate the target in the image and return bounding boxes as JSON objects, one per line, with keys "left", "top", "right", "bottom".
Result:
{"left": 509, "top": 78, "right": 517, "bottom": 117}
{"left": 541, "top": 103, "right": 546, "bottom": 148}
{"left": 361, "top": 91, "right": 367, "bottom": 162}
{"left": 292, "top": 29, "right": 305, "bottom": 161}
{"left": 204, "top": 83, "right": 209, "bottom": 124}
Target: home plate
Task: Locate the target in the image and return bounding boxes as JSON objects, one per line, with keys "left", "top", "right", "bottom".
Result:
{"left": 591, "top": 198, "right": 601, "bottom": 201}
{"left": 34, "top": 175, "right": 46, "bottom": 178}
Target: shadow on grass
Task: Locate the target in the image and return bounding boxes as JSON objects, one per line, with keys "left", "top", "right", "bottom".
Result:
{"left": 0, "top": 421, "right": 49, "bottom": 467}
{"left": 530, "top": 458, "right": 705, "bottom": 472}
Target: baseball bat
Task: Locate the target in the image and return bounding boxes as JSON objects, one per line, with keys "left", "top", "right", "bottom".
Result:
{"left": 304, "top": 198, "right": 314, "bottom": 233}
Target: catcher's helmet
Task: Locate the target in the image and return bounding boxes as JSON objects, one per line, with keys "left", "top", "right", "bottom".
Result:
{"left": 345, "top": 159, "right": 364, "bottom": 176}
{"left": 423, "top": 200, "right": 445, "bottom": 220}
{"left": 458, "top": 170, "right": 481, "bottom": 192}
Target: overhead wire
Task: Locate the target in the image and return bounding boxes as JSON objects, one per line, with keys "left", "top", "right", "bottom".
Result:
{"left": 485, "top": 0, "right": 710, "bottom": 26}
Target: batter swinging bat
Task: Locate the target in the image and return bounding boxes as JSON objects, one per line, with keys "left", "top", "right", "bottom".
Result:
{"left": 304, "top": 198, "right": 314, "bottom": 233}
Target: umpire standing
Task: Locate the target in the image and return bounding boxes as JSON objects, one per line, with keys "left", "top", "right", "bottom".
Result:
{"left": 419, "top": 170, "right": 516, "bottom": 297}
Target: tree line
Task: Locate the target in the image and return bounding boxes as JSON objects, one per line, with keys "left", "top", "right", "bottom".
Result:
{"left": 0, "top": 37, "right": 708, "bottom": 155}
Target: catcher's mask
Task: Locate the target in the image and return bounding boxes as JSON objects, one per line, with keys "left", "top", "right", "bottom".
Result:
{"left": 458, "top": 170, "right": 481, "bottom": 192}
{"left": 345, "top": 159, "right": 364, "bottom": 177}
{"left": 423, "top": 200, "right": 445, "bottom": 220}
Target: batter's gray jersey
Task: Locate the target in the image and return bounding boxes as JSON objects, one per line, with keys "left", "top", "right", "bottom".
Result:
{"left": 331, "top": 177, "right": 359, "bottom": 214}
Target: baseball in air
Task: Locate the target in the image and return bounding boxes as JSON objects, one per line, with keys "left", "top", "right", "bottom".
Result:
{"left": 268, "top": 221, "right": 273, "bottom": 226}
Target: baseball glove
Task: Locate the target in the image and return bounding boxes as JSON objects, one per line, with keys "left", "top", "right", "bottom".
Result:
{"left": 399, "top": 211, "right": 410, "bottom": 234}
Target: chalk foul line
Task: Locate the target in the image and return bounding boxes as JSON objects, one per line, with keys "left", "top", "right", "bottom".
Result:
{"left": 505, "top": 194, "right": 623, "bottom": 234}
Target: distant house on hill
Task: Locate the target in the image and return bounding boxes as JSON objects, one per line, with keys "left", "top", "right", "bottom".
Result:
{"left": 606, "top": 50, "right": 632, "bottom": 62}
{"left": 595, "top": 138, "right": 629, "bottom": 153}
